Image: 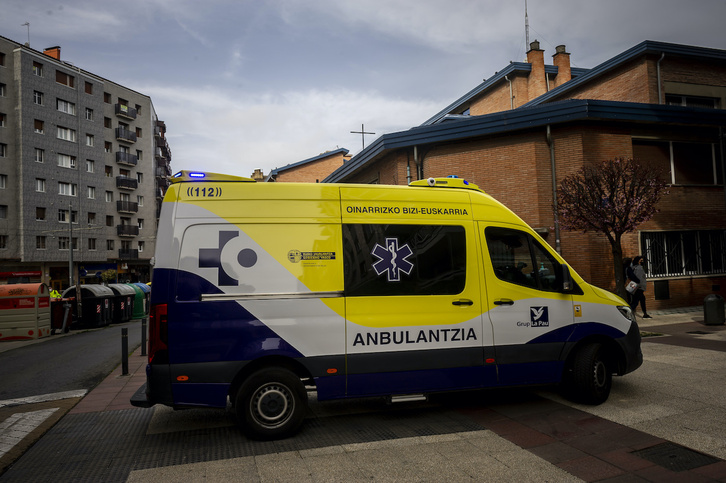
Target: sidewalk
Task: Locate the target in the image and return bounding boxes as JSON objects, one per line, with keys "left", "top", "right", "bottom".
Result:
{"left": 2, "top": 306, "right": 726, "bottom": 482}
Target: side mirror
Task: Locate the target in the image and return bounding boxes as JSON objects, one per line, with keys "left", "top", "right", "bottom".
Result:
{"left": 560, "top": 264, "right": 574, "bottom": 293}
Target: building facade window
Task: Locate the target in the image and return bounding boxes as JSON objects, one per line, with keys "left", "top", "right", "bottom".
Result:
{"left": 34, "top": 119, "right": 44, "bottom": 134}
{"left": 0, "top": 84, "right": 5, "bottom": 97}
{"left": 88, "top": 212, "right": 96, "bottom": 224}
{"left": 0, "top": 112, "right": 6, "bottom": 127}
{"left": 86, "top": 134, "right": 94, "bottom": 146}
{"left": 106, "top": 215, "right": 114, "bottom": 227}
{"left": 57, "top": 99, "right": 76, "bottom": 115}
{"left": 85, "top": 107, "right": 93, "bottom": 121}
{"left": 0, "top": 205, "right": 6, "bottom": 218}
{"left": 58, "top": 237, "right": 69, "bottom": 250}
{"left": 58, "top": 182, "right": 78, "bottom": 197}
{"left": 0, "top": 174, "right": 6, "bottom": 188}
{"left": 665, "top": 94, "right": 720, "bottom": 109}
{"left": 104, "top": 142, "right": 112, "bottom": 153}
{"left": 633, "top": 139, "right": 723, "bottom": 186}
{"left": 0, "top": 144, "right": 6, "bottom": 157}
{"left": 87, "top": 186, "right": 95, "bottom": 199}
{"left": 0, "top": 235, "right": 7, "bottom": 249}
{"left": 55, "top": 70, "right": 75, "bottom": 88}
{"left": 36, "top": 207, "right": 46, "bottom": 221}
{"left": 107, "top": 239, "right": 114, "bottom": 250}
{"left": 105, "top": 191, "right": 113, "bottom": 202}
{"left": 137, "top": 195, "right": 144, "bottom": 206}
{"left": 35, "top": 178, "right": 45, "bottom": 192}
{"left": 137, "top": 219, "right": 144, "bottom": 229}
{"left": 642, "top": 230, "right": 726, "bottom": 278}
{"left": 89, "top": 238, "right": 97, "bottom": 251}
{"left": 104, "top": 117, "right": 111, "bottom": 129}
{"left": 138, "top": 241, "right": 145, "bottom": 253}
{"left": 57, "top": 154, "right": 76, "bottom": 169}
{"left": 57, "top": 126, "right": 77, "bottom": 142}
{"left": 36, "top": 236, "right": 46, "bottom": 250}
{"left": 33, "top": 90, "right": 43, "bottom": 105}
{"left": 105, "top": 165, "right": 113, "bottom": 177}
{"left": 35, "top": 148, "right": 44, "bottom": 163}
{"left": 104, "top": 92, "right": 111, "bottom": 103}
{"left": 84, "top": 81, "right": 93, "bottom": 95}
{"left": 32, "top": 62, "right": 43, "bottom": 76}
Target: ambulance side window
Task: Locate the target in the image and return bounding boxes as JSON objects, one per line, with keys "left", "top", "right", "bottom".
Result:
{"left": 343, "top": 224, "right": 466, "bottom": 296}
{"left": 485, "top": 227, "right": 563, "bottom": 293}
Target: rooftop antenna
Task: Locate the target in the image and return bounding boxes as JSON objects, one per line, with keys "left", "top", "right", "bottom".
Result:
{"left": 525, "top": 1, "right": 530, "bottom": 48}
{"left": 22, "top": 22, "right": 30, "bottom": 46}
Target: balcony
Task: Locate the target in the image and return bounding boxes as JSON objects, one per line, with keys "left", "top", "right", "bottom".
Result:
{"left": 116, "top": 200, "right": 138, "bottom": 213}
{"left": 155, "top": 164, "right": 172, "bottom": 178}
{"left": 116, "top": 176, "right": 138, "bottom": 190}
{"left": 115, "top": 127, "right": 137, "bottom": 143}
{"left": 117, "top": 225, "right": 139, "bottom": 237}
{"left": 118, "top": 248, "right": 139, "bottom": 260}
{"left": 115, "top": 103, "right": 137, "bottom": 120}
{"left": 116, "top": 151, "right": 138, "bottom": 166}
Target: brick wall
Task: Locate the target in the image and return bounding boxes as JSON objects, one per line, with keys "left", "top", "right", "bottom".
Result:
{"left": 274, "top": 152, "right": 348, "bottom": 183}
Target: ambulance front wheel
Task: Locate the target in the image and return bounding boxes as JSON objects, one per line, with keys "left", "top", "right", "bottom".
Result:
{"left": 569, "top": 342, "right": 612, "bottom": 405}
{"left": 235, "top": 367, "right": 307, "bottom": 440}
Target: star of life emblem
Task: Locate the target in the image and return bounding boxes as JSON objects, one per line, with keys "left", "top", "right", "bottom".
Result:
{"left": 371, "top": 238, "right": 414, "bottom": 282}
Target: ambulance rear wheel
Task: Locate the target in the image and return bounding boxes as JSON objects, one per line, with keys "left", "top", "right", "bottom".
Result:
{"left": 236, "top": 367, "right": 307, "bottom": 440}
{"left": 570, "top": 343, "right": 612, "bottom": 405}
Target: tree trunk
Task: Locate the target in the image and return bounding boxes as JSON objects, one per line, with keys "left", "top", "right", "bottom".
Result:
{"left": 611, "top": 236, "right": 627, "bottom": 300}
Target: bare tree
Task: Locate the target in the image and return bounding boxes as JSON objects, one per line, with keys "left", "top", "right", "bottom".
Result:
{"left": 556, "top": 157, "right": 668, "bottom": 299}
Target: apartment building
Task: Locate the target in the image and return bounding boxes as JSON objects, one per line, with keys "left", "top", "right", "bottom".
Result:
{"left": 0, "top": 36, "right": 172, "bottom": 289}
{"left": 325, "top": 40, "right": 726, "bottom": 310}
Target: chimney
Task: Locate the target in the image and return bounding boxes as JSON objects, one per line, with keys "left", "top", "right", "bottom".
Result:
{"left": 552, "top": 45, "right": 571, "bottom": 88}
{"left": 43, "top": 46, "right": 61, "bottom": 60}
{"left": 526, "top": 40, "right": 547, "bottom": 101}
{"left": 251, "top": 168, "right": 265, "bottom": 181}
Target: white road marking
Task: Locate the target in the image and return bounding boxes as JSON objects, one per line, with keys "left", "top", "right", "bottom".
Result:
{"left": 0, "top": 408, "right": 59, "bottom": 458}
{"left": 0, "top": 390, "right": 87, "bottom": 408}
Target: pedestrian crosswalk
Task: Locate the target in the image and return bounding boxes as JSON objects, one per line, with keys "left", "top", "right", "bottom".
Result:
{"left": 0, "top": 390, "right": 87, "bottom": 460}
{"left": 0, "top": 408, "right": 59, "bottom": 458}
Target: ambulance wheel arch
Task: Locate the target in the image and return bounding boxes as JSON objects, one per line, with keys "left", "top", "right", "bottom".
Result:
{"left": 234, "top": 366, "right": 308, "bottom": 440}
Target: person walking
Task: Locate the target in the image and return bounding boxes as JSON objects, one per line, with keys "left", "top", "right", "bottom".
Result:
{"left": 627, "top": 256, "right": 651, "bottom": 318}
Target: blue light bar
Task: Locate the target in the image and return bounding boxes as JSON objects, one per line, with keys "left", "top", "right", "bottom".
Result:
{"left": 188, "top": 172, "right": 206, "bottom": 178}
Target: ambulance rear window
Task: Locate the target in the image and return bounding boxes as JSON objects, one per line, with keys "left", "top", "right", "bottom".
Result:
{"left": 343, "top": 224, "right": 466, "bottom": 296}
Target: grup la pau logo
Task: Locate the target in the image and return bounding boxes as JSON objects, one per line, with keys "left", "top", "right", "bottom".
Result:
{"left": 530, "top": 306, "right": 549, "bottom": 327}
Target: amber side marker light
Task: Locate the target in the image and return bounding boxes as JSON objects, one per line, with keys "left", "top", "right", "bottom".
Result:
{"left": 177, "top": 375, "right": 189, "bottom": 381}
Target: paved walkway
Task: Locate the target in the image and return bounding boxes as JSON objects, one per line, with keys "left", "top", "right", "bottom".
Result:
{"left": 1, "top": 307, "right": 726, "bottom": 482}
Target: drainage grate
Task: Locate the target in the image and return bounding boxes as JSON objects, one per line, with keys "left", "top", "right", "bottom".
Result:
{"left": 633, "top": 442, "right": 720, "bottom": 472}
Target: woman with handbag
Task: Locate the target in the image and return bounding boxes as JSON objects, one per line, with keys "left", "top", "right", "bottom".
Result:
{"left": 627, "top": 256, "right": 651, "bottom": 319}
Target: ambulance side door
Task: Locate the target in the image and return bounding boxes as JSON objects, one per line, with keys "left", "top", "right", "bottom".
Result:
{"left": 478, "top": 223, "right": 575, "bottom": 385}
{"left": 343, "top": 221, "right": 492, "bottom": 397}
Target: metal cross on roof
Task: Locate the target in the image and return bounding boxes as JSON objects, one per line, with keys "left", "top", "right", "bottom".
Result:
{"left": 350, "top": 124, "right": 375, "bottom": 150}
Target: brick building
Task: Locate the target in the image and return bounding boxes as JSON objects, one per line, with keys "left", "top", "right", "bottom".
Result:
{"left": 325, "top": 40, "right": 726, "bottom": 310}
{"left": 263, "top": 148, "right": 350, "bottom": 183}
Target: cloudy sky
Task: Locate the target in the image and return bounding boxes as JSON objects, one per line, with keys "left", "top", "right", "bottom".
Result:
{"left": 3, "top": 0, "right": 724, "bottom": 178}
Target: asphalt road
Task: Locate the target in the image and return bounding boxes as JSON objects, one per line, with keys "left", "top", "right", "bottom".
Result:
{"left": 0, "top": 320, "right": 143, "bottom": 401}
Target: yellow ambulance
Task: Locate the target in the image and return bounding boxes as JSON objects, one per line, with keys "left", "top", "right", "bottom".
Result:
{"left": 132, "top": 172, "right": 642, "bottom": 440}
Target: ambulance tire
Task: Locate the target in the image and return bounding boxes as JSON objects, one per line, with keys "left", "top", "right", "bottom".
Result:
{"left": 570, "top": 343, "right": 612, "bottom": 405}
{"left": 236, "top": 367, "right": 307, "bottom": 440}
